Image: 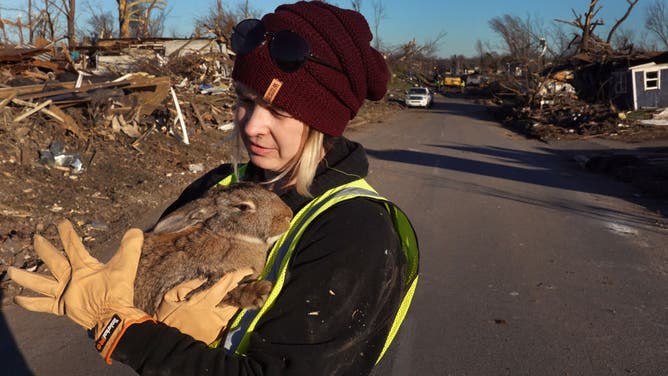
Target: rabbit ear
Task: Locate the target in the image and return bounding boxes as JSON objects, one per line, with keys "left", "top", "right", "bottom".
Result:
{"left": 152, "top": 207, "right": 216, "bottom": 234}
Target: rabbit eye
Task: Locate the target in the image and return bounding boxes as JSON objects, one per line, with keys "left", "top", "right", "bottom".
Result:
{"left": 233, "top": 201, "right": 256, "bottom": 212}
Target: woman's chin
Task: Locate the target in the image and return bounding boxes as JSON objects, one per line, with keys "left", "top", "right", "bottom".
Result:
{"left": 249, "top": 155, "right": 281, "bottom": 172}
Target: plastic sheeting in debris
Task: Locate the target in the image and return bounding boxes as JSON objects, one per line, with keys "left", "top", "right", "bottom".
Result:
{"left": 38, "top": 141, "right": 84, "bottom": 174}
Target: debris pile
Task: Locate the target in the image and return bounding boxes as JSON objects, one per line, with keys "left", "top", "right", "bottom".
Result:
{"left": 0, "top": 39, "right": 68, "bottom": 85}
{"left": 508, "top": 95, "right": 628, "bottom": 140}
{"left": 489, "top": 67, "right": 668, "bottom": 142}
{"left": 0, "top": 37, "right": 239, "bottom": 157}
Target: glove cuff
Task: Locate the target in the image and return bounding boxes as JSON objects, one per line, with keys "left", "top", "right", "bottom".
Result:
{"left": 95, "top": 310, "right": 155, "bottom": 364}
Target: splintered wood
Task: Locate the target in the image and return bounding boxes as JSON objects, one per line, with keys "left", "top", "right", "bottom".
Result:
{"left": 0, "top": 39, "right": 236, "bottom": 147}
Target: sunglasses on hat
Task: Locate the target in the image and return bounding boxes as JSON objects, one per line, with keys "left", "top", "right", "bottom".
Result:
{"left": 230, "top": 19, "right": 343, "bottom": 74}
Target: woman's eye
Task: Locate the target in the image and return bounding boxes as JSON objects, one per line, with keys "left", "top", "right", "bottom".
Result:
{"left": 270, "top": 108, "right": 291, "bottom": 119}
{"left": 270, "top": 110, "right": 286, "bottom": 118}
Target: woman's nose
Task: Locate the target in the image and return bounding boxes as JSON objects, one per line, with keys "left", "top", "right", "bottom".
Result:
{"left": 242, "top": 105, "right": 272, "bottom": 137}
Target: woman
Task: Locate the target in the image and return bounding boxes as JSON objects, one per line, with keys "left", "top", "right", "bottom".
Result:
{"left": 9, "top": 2, "right": 419, "bottom": 375}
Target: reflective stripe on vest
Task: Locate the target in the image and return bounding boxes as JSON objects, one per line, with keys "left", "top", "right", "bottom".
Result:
{"left": 216, "top": 173, "right": 419, "bottom": 364}
{"left": 216, "top": 164, "right": 247, "bottom": 187}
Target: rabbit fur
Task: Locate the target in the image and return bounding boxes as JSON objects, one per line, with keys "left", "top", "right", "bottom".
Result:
{"left": 134, "top": 182, "right": 293, "bottom": 315}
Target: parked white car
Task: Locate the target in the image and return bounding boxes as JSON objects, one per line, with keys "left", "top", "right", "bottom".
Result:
{"left": 405, "top": 87, "right": 433, "bottom": 108}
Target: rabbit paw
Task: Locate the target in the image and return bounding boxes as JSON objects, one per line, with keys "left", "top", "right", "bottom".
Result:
{"left": 221, "top": 280, "right": 273, "bottom": 310}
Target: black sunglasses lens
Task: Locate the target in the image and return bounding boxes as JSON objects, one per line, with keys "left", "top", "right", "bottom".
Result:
{"left": 270, "top": 30, "right": 310, "bottom": 73}
{"left": 231, "top": 19, "right": 265, "bottom": 55}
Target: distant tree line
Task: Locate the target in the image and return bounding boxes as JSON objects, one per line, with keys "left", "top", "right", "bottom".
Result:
{"left": 1, "top": 0, "right": 666, "bottom": 83}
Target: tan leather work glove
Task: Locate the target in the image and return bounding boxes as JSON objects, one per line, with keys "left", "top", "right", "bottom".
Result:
{"left": 8, "top": 219, "right": 154, "bottom": 364}
{"left": 155, "top": 268, "right": 254, "bottom": 345}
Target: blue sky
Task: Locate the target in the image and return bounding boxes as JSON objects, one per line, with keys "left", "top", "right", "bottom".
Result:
{"left": 4, "top": 0, "right": 656, "bottom": 57}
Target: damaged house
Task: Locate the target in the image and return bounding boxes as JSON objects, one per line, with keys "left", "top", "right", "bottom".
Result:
{"left": 572, "top": 51, "right": 668, "bottom": 111}
{"left": 74, "top": 37, "right": 228, "bottom": 74}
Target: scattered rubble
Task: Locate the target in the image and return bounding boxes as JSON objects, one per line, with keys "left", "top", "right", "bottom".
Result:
{"left": 494, "top": 99, "right": 668, "bottom": 142}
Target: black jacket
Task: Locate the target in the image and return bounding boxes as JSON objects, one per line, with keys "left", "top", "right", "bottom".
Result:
{"left": 113, "top": 137, "right": 407, "bottom": 375}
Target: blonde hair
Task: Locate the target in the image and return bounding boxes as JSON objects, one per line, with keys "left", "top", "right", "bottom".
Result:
{"left": 231, "top": 82, "right": 326, "bottom": 197}
{"left": 286, "top": 128, "right": 324, "bottom": 197}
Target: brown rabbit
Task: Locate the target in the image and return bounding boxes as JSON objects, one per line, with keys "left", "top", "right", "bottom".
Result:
{"left": 134, "top": 182, "right": 293, "bottom": 315}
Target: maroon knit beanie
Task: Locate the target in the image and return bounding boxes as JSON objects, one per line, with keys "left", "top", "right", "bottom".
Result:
{"left": 231, "top": 1, "right": 389, "bottom": 136}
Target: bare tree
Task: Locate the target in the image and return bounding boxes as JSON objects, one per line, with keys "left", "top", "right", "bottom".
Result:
{"left": 146, "top": 5, "right": 169, "bottom": 37}
{"left": 605, "top": 0, "right": 638, "bottom": 45}
{"left": 555, "top": 0, "right": 638, "bottom": 54}
{"left": 64, "top": 0, "right": 75, "bottom": 46}
{"left": 20, "top": 0, "right": 58, "bottom": 41}
{"left": 488, "top": 13, "right": 561, "bottom": 102}
{"left": 16, "top": 1, "right": 58, "bottom": 42}
{"left": 0, "top": 14, "right": 27, "bottom": 46}
{"left": 87, "top": 12, "right": 114, "bottom": 38}
{"left": 489, "top": 14, "right": 541, "bottom": 62}
{"left": 555, "top": 0, "right": 603, "bottom": 53}
{"left": 351, "top": 0, "right": 363, "bottom": 12}
{"left": 194, "top": 0, "right": 257, "bottom": 41}
{"left": 1, "top": 1, "right": 57, "bottom": 45}
{"left": 48, "top": 0, "right": 76, "bottom": 47}
{"left": 371, "top": 0, "right": 385, "bottom": 50}
{"left": 195, "top": 0, "right": 258, "bottom": 42}
{"left": 117, "top": 0, "right": 129, "bottom": 37}
{"left": 116, "top": 0, "right": 165, "bottom": 38}
{"left": 475, "top": 39, "right": 485, "bottom": 69}
{"left": 386, "top": 31, "right": 446, "bottom": 67}
{"left": 547, "top": 22, "right": 576, "bottom": 59}
{"left": 194, "top": 0, "right": 237, "bottom": 41}
{"left": 0, "top": 12, "right": 7, "bottom": 45}
{"left": 635, "top": 29, "right": 659, "bottom": 52}
{"left": 130, "top": 0, "right": 168, "bottom": 38}
{"left": 645, "top": 0, "right": 668, "bottom": 49}
{"left": 611, "top": 28, "right": 638, "bottom": 53}
{"left": 28, "top": 0, "right": 34, "bottom": 43}
{"left": 84, "top": 1, "right": 115, "bottom": 38}
{"left": 417, "top": 31, "right": 447, "bottom": 59}
{"left": 236, "top": 0, "right": 254, "bottom": 20}
{"left": 44, "top": 4, "right": 56, "bottom": 41}
{"left": 0, "top": 2, "right": 54, "bottom": 46}
{"left": 44, "top": 0, "right": 56, "bottom": 41}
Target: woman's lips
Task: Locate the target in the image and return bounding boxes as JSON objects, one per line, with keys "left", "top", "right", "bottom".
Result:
{"left": 249, "top": 143, "right": 272, "bottom": 156}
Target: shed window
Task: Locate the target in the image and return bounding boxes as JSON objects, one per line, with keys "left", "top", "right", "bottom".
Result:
{"left": 644, "top": 70, "right": 660, "bottom": 90}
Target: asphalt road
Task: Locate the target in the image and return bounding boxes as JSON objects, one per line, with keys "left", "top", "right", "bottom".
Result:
{"left": 2, "top": 94, "right": 667, "bottom": 375}
{"left": 353, "top": 95, "right": 668, "bottom": 376}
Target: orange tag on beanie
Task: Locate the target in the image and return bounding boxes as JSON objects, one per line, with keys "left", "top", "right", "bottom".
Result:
{"left": 263, "top": 79, "right": 283, "bottom": 103}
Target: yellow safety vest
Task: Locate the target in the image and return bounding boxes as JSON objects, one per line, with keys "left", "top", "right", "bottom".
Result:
{"left": 214, "top": 166, "right": 419, "bottom": 364}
